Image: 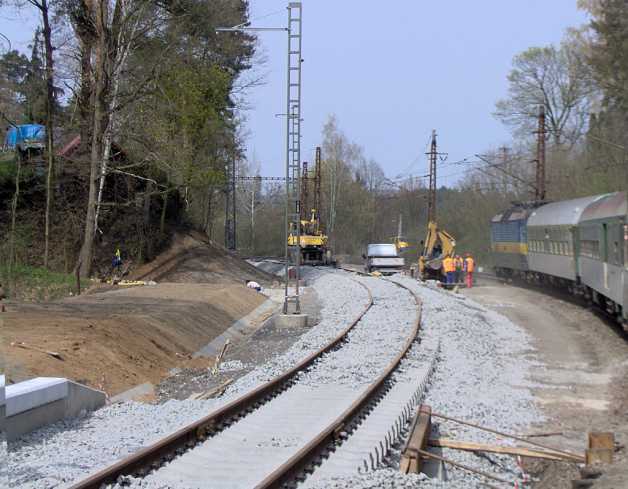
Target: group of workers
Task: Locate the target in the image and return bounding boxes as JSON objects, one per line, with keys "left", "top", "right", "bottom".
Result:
{"left": 442, "top": 253, "right": 475, "bottom": 288}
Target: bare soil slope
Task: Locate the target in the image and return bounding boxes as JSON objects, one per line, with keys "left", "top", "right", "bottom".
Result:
{"left": 0, "top": 234, "right": 271, "bottom": 396}
{"left": 131, "top": 231, "right": 276, "bottom": 284}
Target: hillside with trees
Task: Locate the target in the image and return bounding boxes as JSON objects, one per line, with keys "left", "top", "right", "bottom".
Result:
{"left": 0, "top": 0, "right": 626, "bottom": 299}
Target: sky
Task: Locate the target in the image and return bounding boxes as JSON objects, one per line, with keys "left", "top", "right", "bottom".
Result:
{"left": 0, "top": 1, "right": 589, "bottom": 186}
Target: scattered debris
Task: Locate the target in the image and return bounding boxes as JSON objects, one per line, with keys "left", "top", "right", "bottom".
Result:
{"left": 586, "top": 432, "right": 614, "bottom": 465}
{"left": 428, "top": 437, "right": 568, "bottom": 461}
{"left": 188, "top": 378, "right": 233, "bottom": 400}
{"left": 211, "top": 339, "right": 231, "bottom": 375}
{"left": 10, "top": 341, "right": 63, "bottom": 360}
{"left": 400, "top": 405, "right": 432, "bottom": 474}
{"left": 520, "top": 431, "right": 565, "bottom": 438}
{"left": 431, "top": 411, "right": 585, "bottom": 462}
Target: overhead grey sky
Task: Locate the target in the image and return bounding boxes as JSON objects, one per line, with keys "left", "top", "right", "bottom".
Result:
{"left": 1, "top": 1, "right": 589, "bottom": 186}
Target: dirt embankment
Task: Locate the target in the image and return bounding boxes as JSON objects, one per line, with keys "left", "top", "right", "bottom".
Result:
{"left": 0, "top": 233, "right": 275, "bottom": 396}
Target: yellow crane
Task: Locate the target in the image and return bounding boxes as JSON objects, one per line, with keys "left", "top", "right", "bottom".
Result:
{"left": 288, "top": 147, "right": 331, "bottom": 265}
{"left": 391, "top": 213, "right": 410, "bottom": 253}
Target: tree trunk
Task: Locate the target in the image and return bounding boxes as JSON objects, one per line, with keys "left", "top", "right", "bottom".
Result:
{"left": 78, "top": 37, "right": 93, "bottom": 152}
{"left": 94, "top": 4, "right": 141, "bottom": 239}
{"left": 143, "top": 181, "right": 153, "bottom": 260}
{"left": 160, "top": 189, "right": 168, "bottom": 236}
{"left": 9, "top": 154, "right": 22, "bottom": 273}
{"left": 41, "top": 0, "right": 55, "bottom": 269}
{"left": 78, "top": 0, "right": 107, "bottom": 278}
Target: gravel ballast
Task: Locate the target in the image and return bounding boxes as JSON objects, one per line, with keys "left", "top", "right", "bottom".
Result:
{"left": 121, "top": 274, "right": 418, "bottom": 488}
{"left": 8, "top": 272, "right": 542, "bottom": 489}
{"left": 307, "top": 276, "right": 541, "bottom": 488}
{"left": 7, "top": 270, "right": 370, "bottom": 488}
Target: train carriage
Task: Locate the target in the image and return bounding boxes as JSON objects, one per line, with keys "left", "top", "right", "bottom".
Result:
{"left": 577, "top": 191, "right": 627, "bottom": 324}
{"left": 526, "top": 196, "right": 604, "bottom": 286}
{"left": 490, "top": 204, "right": 538, "bottom": 278}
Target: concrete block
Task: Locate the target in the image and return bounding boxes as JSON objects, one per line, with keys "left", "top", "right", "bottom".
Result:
{"left": 275, "top": 313, "right": 308, "bottom": 329}
{"left": 6, "top": 378, "right": 106, "bottom": 441}
{"left": 6, "top": 377, "right": 68, "bottom": 416}
{"left": 194, "top": 299, "right": 278, "bottom": 358}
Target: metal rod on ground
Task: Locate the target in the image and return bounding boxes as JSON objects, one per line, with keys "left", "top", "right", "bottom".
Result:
{"left": 432, "top": 412, "right": 584, "bottom": 462}
{"left": 418, "top": 449, "right": 510, "bottom": 487}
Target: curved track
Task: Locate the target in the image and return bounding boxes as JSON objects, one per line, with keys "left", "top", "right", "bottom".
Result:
{"left": 69, "top": 270, "right": 426, "bottom": 489}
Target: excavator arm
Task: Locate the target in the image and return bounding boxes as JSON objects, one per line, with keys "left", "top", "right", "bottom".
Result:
{"left": 420, "top": 221, "right": 456, "bottom": 279}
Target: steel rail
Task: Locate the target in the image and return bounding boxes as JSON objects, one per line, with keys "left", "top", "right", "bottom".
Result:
{"left": 255, "top": 276, "right": 423, "bottom": 489}
{"left": 68, "top": 276, "right": 374, "bottom": 489}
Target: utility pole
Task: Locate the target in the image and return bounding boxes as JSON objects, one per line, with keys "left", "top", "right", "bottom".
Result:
{"left": 314, "top": 146, "right": 322, "bottom": 230}
{"left": 301, "top": 161, "right": 309, "bottom": 221}
{"left": 283, "top": 2, "right": 303, "bottom": 314}
{"left": 426, "top": 130, "right": 438, "bottom": 223}
{"left": 534, "top": 104, "right": 547, "bottom": 201}
{"left": 217, "top": 3, "right": 304, "bottom": 317}
{"left": 250, "top": 179, "right": 256, "bottom": 251}
{"left": 224, "top": 159, "right": 236, "bottom": 250}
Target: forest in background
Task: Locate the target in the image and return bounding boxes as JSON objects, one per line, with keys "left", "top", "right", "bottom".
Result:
{"left": 0, "top": 0, "right": 627, "bottom": 299}
{"left": 238, "top": 0, "right": 627, "bottom": 263}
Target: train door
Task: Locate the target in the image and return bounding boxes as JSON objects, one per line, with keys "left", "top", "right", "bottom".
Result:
{"left": 571, "top": 227, "right": 580, "bottom": 282}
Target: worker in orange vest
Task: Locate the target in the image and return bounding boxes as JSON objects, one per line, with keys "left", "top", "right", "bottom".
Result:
{"left": 442, "top": 256, "right": 455, "bottom": 286}
{"left": 464, "top": 253, "right": 475, "bottom": 288}
{"left": 454, "top": 255, "right": 464, "bottom": 284}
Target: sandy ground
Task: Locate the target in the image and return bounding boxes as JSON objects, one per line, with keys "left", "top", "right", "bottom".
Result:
{"left": 463, "top": 277, "right": 628, "bottom": 489}
{"left": 0, "top": 234, "right": 274, "bottom": 396}
{"left": 157, "top": 284, "right": 322, "bottom": 401}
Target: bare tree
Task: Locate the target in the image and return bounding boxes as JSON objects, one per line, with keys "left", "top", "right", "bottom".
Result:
{"left": 14, "top": 0, "right": 58, "bottom": 267}
{"left": 77, "top": 0, "right": 147, "bottom": 277}
{"left": 495, "top": 44, "right": 593, "bottom": 146}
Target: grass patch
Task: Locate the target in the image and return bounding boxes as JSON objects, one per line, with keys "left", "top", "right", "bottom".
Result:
{"left": 1, "top": 264, "right": 76, "bottom": 301}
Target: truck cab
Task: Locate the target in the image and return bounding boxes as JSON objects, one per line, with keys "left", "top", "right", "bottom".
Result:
{"left": 363, "top": 243, "right": 405, "bottom": 275}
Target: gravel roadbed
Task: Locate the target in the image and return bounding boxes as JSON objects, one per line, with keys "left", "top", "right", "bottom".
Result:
{"left": 111, "top": 273, "right": 417, "bottom": 488}
{"left": 305, "top": 276, "right": 541, "bottom": 488}
{"left": 7, "top": 270, "right": 370, "bottom": 489}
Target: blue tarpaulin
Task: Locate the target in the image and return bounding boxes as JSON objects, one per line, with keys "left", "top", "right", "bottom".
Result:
{"left": 4, "top": 124, "right": 46, "bottom": 148}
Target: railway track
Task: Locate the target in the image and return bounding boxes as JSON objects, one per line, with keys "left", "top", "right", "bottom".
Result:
{"left": 68, "top": 270, "right": 435, "bottom": 489}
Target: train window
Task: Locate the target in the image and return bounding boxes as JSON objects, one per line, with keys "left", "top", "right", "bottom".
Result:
{"left": 580, "top": 240, "right": 600, "bottom": 259}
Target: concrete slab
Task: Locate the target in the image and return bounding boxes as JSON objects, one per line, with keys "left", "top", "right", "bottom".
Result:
{"left": 110, "top": 382, "right": 154, "bottom": 403}
{"left": 275, "top": 313, "right": 308, "bottom": 329}
{"left": 6, "top": 377, "right": 68, "bottom": 416}
{"left": 194, "top": 298, "right": 279, "bottom": 358}
{"left": 6, "top": 378, "right": 106, "bottom": 441}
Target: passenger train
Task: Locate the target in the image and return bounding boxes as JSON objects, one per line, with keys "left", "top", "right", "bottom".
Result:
{"left": 490, "top": 191, "right": 627, "bottom": 328}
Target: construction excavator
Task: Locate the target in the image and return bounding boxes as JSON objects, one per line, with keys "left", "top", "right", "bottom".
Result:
{"left": 418, "top": 129, "right": 456, "bottom": 280}
{"left": 419, "top": 220, "right": 456, "bottom": 280}
{"left": 287, "top": 147, "right": 332, "bottom": 265}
